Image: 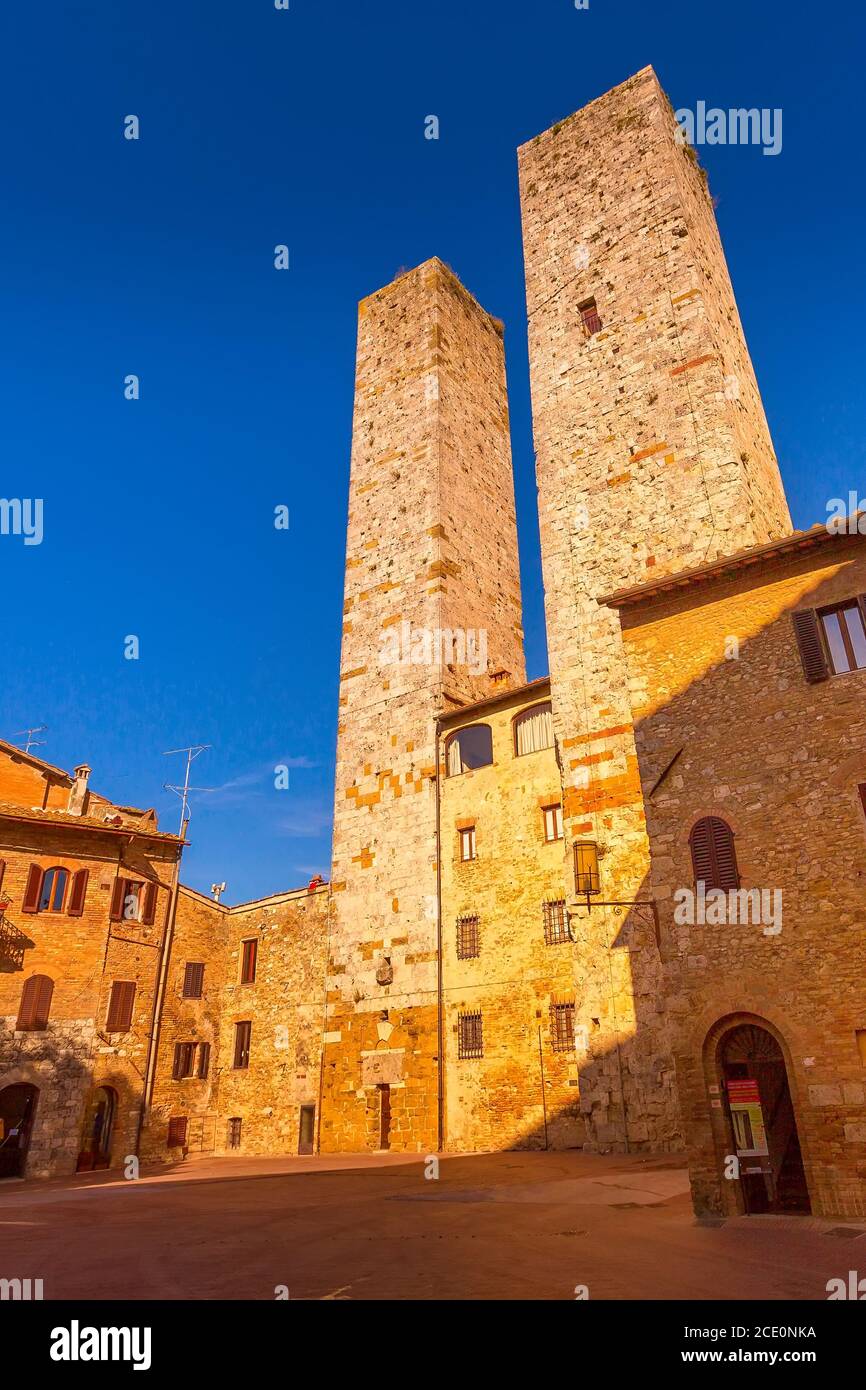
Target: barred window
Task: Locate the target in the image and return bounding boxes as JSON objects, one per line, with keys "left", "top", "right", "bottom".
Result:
{"left": 456, "top": 914, "right": 480, "bottom": 959}
{"left": 458, "top": 1010, "right": 483, "bottom": 1059}
{"left": 228, "top": 1117, "right": 242, "bottom": 1150}
{"left": 550, "top": 1001, "right": 576, "bottom": 1053}
{"left": 543, "top": 899, "right": 569, "bottom": 945}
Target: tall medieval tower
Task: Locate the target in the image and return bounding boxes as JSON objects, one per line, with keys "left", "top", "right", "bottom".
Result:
{"left": 320, "top": 258, "right": 525, "bottom": 1153}
{"left": 518, "top": 67, "right": 792, "bottom": 1150}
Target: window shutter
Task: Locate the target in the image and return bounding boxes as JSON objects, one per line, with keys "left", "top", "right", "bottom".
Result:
{"left": 142, "top": 881, "right": 158, "bottom": 926}
{"left": 106, "top": 980, "right": 136, "bottom": 1032}
{"left": 690, "top": 817, "right": 739, "bottom": 892}
{"left": 109, "top": 878, "right": 126, "bottom": 922}
{"left": 17, "top": 975, "right": 54, "bottom": 1031}
{"left": 67, "top": 868, "right": 89, "bottom": 917}
{"left": 183, "top": 962, "right": 204, "bottom": 998}
{"left": 0, "top": 860, "right": 6, "bottom": 899}
{"left": 172, "top": 1044, "right": 185, "bottom": 1080}
{"left": 791, "top": 610, "right": 829, "bottom": 683}
{"left": 22, "top": 864, "right": 43, "bottom": 913}
{"left": 167, "top": 1116, "right": 188, "bottom": 1148}
{"left": 198, "top": 1042, "right": 211, "bottom": 1079}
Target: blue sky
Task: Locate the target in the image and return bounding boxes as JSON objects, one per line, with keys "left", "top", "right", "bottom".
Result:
{"left": 2, "top": 0, "right": 863, "bottom": 902}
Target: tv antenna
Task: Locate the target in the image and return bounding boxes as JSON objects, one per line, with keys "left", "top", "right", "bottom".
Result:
{"left": 162, "top": 744, "right": 214, "bottom": 835}
{"left": 14, "top": 725, "right": 48, "bottom": 755}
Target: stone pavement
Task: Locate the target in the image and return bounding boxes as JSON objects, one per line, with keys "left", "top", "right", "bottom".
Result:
{"left": 0, "top": 1150, "right": 861, "bottom": 1300}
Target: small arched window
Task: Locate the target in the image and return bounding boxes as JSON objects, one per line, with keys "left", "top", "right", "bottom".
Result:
{"left": 17, "top": 975, "right": 54, "bottom": 1031}
{"left": 514, "top": 702, "right": 554, "bottom": 756}
{"left": 689, "top": 817, "right": 739, "bottom": 891}
{"left": 445, "top": 725, "right": 493, "bottom": 777}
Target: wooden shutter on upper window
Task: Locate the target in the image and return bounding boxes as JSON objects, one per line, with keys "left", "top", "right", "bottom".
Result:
{"left": 0, "top": 860, "right": 5, "bottom": 899}
{"left": 142, "top": 881, "right": 158, "bottom": 926}
{"left": 17, "top": 975, "right": 54, "bottom": 1030}
{"left": 67, "top": 868, "right": 89, "bottom": 917}
{"left": 106, "top": 980, "right": 136, "bottom": 1032}
{"left": 690, "top": 817, "right": 739, "bottom": 891}
{"left": 22, "top": 864, "right": 43, "bottom": 913}
{"left": 183, "top": 961, "right": 204, "bottom": 998}
{"left": 109, "top": 878, "right": 126, "bottom": 922}
{"left": 791, "top": 610, "right": 829, "bottom": 683}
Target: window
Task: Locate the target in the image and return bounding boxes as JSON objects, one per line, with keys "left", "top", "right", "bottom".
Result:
{"left": 689, "top": 816, "right": 739, "bottom": 891}
{"left": 445, "top": 724, "right": 493, "bottom": 777}
{"left": 860, "top": 784, "right": 866, "bottom": 823}
{"left": 459, "top": 827, "right": 477, "bottom": 862}
{"left": 105, "top": 981, "right": 136, "bottom": 1033}
{"left": 240, "top": 939, "right": 258, "bottom": 984}
{"left": 514, "top": 702, "right": 554, "bottom": 756}
{"left": 573, "top": 842, "right": 601, "bottom": 896}
{"left": 167, "top": 1116, "right": 188, "bottom": 1148}
{"left": 543, "top": 899, "right": 569, "bottom": 945}
{"left": 579, "top": 298, "right": 602, "bottom": 336}
{"left": 543, "top": 804, "right": 563, "bottom": 842}
{"left": 456, "top": 914, "right": 480, "bottom": 959}
{"left": 16, "top": 974, "right": 54, "bottom": 1031}
{"left": 550, "top": 1001, "right": 576, "bottom": 1052}
{"left": 227, "top": 1117, "right": 242, "bottom": 1150}
{"left": 173, "top": 1042, "right": 196, "bottom": 1079}
{"left": 458, "top": 1010, "right": 483, "bottom": 1059}
{"left": 233, "top": 1020, "right": 251, "bottom": 1069}
{"left": 197, "top": 1042, "right": 211, "bottom": 1080}
{"left": 183, "top": 962, "right": 205, "bottom": 998}
{"left": 110, "top": 878, "right": 158, "bottom": 925}
{"left": 819, "top": 602, "right": 866, "bottom": 676}
{"left": 792, "top": 599, "right": 866, "bottom": 682}
{"left": 39, "top": 867, "right": 68, "bottom": 913}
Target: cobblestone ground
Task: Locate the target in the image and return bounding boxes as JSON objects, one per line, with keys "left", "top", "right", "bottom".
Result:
{"left": 1, "top": 1151, "right": 860, "bottom": 1300}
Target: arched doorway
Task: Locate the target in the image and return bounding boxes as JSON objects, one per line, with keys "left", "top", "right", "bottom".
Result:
{"left": 76, "top": 1087, "right": 117, "bottom": 1172}
{"left": 718, "top": 1023, "right": 809, "bottom": 1214}
{"left": 0, "top": 1084, "right": 39, "bottom": 1179}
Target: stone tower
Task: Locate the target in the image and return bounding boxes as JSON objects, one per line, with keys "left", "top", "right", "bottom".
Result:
{"left": 320, "top": 258, "right": 525, "bottom": 1153}
{"left": 517, "top": 67, "right": 792, "bottom": 1151}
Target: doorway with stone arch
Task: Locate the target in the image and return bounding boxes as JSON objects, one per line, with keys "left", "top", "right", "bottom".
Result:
{"left": 0, "top": 1083, "right": 39, "bottom": 1179}
{"left": 76, "top": 1085, "right": 118, "bottom": 1172}
{"left": 713, "top": 1019, "right": 810, "bottom": 1214}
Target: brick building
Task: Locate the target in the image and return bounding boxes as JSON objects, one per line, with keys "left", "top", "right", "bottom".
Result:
{"left": 0, "top": 741, "right": 183, "bottom": 1178}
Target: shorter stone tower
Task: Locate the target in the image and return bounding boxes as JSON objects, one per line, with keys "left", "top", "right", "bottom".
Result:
{"left": 320, "top": 258, "right": 525, "bottom": 1153}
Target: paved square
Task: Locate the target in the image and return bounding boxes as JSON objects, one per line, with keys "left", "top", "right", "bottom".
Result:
{"left": 1, "top": 1151, "right": 861, "bottom": 1300}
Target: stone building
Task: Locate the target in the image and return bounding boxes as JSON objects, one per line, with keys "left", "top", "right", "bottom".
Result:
{"left": 145, "top": 882, "right": 327, "bottom": 1163}
{"left": 0, "top": 738, "right": 327, "bottom": 1179}
{"left": 605, "top": 523, "right": 866, "bottom": 1218}
{"left": 0, "top": 740, "right": 183, "bottom": 1178}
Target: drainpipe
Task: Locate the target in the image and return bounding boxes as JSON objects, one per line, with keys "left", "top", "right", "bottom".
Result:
{"left": 135, "top": 818, "right": 188, "bottom": 1158}
{"left": 434, "top": 718, "right": 445, "bottom": 1153}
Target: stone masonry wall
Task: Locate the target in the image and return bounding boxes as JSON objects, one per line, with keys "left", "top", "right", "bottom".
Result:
{"left": 440, "top": 684, "right": 583, "bottom": 1151}
{"left": 517, "top": 66, "right": 792, "bottom": 1152}
{"left": 618, "top": 535, "right": 866, "bottom": 1217}
{"left": 320, "top": 258, "right": 526, "bottom": 1154}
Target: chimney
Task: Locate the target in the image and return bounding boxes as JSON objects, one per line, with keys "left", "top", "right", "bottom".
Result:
{"left": 67, "top": 764, "right": 91, "bottom": 816}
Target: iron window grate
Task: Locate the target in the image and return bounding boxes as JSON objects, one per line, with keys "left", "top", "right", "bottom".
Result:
{"left": 543, "top": 899, "right": 569, "bottom": 945}
{"left": 456, "top": 914, "right": 480, "bottom": 959}
{"left": 550, "top": 1001, "right": 576, "bottom": 1052}
{"left": 458, "top": 1010, "right": 483, "bottom": 1059}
